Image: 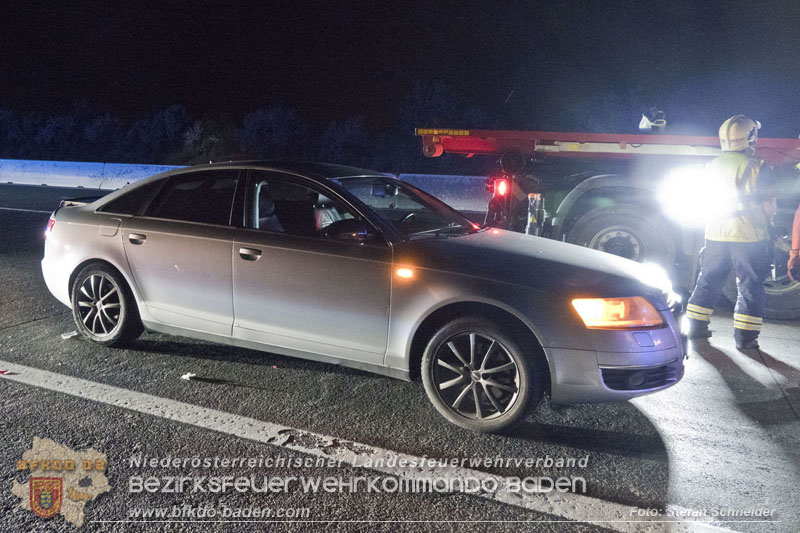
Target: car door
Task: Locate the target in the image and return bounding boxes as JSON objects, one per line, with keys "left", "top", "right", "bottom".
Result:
{"left": 121, "top": 169, "right": 240, "bottom": 336}
{"left": 232, "top": 170, "right": 392, "bottom": 363}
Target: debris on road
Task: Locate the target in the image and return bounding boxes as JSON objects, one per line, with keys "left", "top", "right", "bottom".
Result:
{"left": 180, "top": 373, "right": 196, "bottom": 381}
{"left": 267, "top": 429, "right": 294, "bottom": 447}
{"left": 61, "top": 331, "right": 78, "bottom": 340}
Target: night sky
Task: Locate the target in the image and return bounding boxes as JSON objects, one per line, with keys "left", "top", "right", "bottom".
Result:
{"left": 2, "top": 0, "right": 799, "bottom": 137}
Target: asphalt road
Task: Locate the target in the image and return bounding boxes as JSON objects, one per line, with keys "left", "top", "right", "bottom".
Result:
{"left": 1, "top": 184, "right": 799, "bottom": 532}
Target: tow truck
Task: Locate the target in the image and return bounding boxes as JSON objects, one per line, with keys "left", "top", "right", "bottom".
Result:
{"left": 415, "top": 126, "right": 800, "bottom": 319}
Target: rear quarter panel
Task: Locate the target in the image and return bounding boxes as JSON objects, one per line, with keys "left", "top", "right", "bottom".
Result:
{"left": 42, "top": 207, "right": 145, "bottom": 316}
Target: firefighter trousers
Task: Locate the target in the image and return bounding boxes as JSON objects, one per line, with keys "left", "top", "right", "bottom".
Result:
{"left": 686, "top": 240, "right": 772, "bottom": 340}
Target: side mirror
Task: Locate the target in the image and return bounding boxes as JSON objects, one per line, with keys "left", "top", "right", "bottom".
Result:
{"left": 324, "top": 218, "right": 376, "bottom": 244}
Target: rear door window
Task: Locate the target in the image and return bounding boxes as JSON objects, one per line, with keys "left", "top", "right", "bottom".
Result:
{"left": 98, "top": 180, "right": 164, "bottom": 215}
{"left": 147, "top": 170, "right": 239, "bottom": 225}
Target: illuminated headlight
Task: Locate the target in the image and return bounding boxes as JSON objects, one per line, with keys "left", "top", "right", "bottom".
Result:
{"left": 572, "top": 297, "right": 664, "bottom": 329}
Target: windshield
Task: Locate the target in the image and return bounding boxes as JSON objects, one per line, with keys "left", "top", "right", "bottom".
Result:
{"left": 334, "top": 176, "right": 479, "bottom": 238}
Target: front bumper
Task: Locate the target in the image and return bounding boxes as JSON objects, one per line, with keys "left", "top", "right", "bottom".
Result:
{"left": 547, "top": 324, "right": 686, "bottom": 404}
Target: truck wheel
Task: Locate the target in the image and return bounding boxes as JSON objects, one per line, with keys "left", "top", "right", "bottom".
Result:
{"left": 565, "top": 204, "right": 677, "bottom": 267}
{"left": 722, "top": 246, "right": 800, "bottom": 320}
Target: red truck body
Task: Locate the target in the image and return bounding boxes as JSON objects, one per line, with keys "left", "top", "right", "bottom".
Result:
{"left": 415, "top": 127, "right": 800, "bottom": 319}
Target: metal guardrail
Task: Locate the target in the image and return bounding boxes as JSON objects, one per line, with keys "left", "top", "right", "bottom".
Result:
{"left": 0, "top": 160, "right": 488, "bottom": 213}
{"left": 398, "top": 174, "right": 490, "bottom": 212}
{"left": 0, "top": 159, "right": 183, "bottom": 190}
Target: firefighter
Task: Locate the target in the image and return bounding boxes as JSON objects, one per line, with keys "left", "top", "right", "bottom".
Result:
{"left": 789, "top": 203, "right": 800, "bottom": 281}
{"left": 686, "top": 115, "right": 778, "bottom": 350}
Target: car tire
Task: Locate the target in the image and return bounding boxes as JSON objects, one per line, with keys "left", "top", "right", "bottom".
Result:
{"left": 566, "top": 204, "right": 677, "bottom": 267}
{"left": 70, "top": 263, "right": 143, "bottom": 346}
{"left": 421, "top": 317, "right": 542, "bottom": 433}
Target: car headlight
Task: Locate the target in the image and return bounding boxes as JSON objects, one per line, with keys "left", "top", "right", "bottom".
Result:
{"left": 572, "top": 297, "right": 664, "bottom": 329}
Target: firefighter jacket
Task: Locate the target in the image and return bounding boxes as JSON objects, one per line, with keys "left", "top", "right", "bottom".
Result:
{"left": 704, "top": 151, "right": 777, "bottom": 242}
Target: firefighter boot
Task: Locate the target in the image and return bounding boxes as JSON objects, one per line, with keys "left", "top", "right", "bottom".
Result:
{"left": 686, "top": 319, "right": 712, "bottom": 339}
{"left": 734, "top": 329, "right": 759, "bottom": 351}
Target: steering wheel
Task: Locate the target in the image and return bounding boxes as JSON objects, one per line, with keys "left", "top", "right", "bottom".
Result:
{"left": 399, "top": 212, "right": 417, "bottom": 231}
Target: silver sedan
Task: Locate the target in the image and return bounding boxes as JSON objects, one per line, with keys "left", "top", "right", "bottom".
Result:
{"left": 42, "top": 162, "right": 685, "bottom": 432}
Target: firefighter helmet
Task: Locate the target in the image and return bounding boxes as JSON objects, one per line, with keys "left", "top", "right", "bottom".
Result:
{"left": 719, "top": 115, "right": 759, "bottom": 152}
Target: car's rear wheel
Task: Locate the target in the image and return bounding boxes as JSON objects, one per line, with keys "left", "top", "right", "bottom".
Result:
{"left": 70, "top": 263, "right": 142, "bottom": 346}
{"left": 421, "top": 317, "right": 541, "bottom": 433}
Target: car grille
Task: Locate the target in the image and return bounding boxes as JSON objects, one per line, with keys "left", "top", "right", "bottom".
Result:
{"left": 601, "top": 361, "right": 682, "bottom": 391}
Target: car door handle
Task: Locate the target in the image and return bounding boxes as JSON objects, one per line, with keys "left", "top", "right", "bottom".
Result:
{"left": 128, "top": 233, "right": 147, "bottom": 245}
{"left": 239, "top": 247, "right": 262, "bottom": 261}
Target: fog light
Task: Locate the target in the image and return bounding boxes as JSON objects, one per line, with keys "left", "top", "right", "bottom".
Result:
{"left": 626, "top": 372, "right": 647, "bottom": 389}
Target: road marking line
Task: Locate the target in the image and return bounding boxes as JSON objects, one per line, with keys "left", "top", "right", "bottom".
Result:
{"left": 0, "top": 207, "right": 51, "bottom": 213}
{"left": 0, "top": 360, "right": 731, "bottom": 532}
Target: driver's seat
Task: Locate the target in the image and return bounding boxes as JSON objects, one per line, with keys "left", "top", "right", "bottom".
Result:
{"left": 258, "top": 189, "right": 284, "bottom": 233}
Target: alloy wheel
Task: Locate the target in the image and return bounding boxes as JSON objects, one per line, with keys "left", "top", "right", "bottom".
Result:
{"left": 76, "top": 274, "right": 122, "bottom": 337}
{"left": 430, "top": 332, "right": 520, "bottom": 420}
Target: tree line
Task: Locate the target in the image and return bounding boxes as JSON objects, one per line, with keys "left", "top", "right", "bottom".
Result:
{"left": 3, "top": 79, "right": 787, "bottom": 174}
{"left": 0, "top": 82, "right": 504, "bottom": 174}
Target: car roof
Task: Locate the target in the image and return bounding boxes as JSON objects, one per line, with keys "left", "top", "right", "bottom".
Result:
{"left": 183, "top": 161, "right": 393, "bottom": 182}
{"left": 94, "top": 161, "right": 396, "bottom": 208}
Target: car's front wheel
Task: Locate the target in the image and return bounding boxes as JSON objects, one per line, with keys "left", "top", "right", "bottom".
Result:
{"left": 421, "top": 317, "right": 542, "bottom": 432}
{"left": 70, "top": 263, "right": 143, "bottom": 346}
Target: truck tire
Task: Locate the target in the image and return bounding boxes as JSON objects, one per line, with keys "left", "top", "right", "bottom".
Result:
{"left": 565, "top": 204, "right": 677, "bottom": 267}
{"left": 722, "top": 257, "right": 800, "bottom": 321}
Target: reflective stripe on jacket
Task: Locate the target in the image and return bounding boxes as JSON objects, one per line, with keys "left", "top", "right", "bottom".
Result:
{"left": 704, "top": 152, "right": 769, "bottom": 242}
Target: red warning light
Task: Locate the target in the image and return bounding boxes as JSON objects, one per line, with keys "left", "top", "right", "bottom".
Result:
{"left": 486, "top": 176, "right": 511, "bottom": 197}
{"left": 495, "top": 179, "right": 509, "bottom": 197}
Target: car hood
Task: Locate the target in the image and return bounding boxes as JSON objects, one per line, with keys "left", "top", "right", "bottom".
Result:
{"left": 394, "top": 229, "right": 667, "bottom": 299}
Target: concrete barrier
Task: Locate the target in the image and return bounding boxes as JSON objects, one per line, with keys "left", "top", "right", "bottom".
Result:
{"left": 0, "top": 159, "right": 183, "bottom": 190}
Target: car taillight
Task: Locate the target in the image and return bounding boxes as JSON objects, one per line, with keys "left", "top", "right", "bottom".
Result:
{"left": 44, "top": 217, "right": 55, "bottom": 239}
